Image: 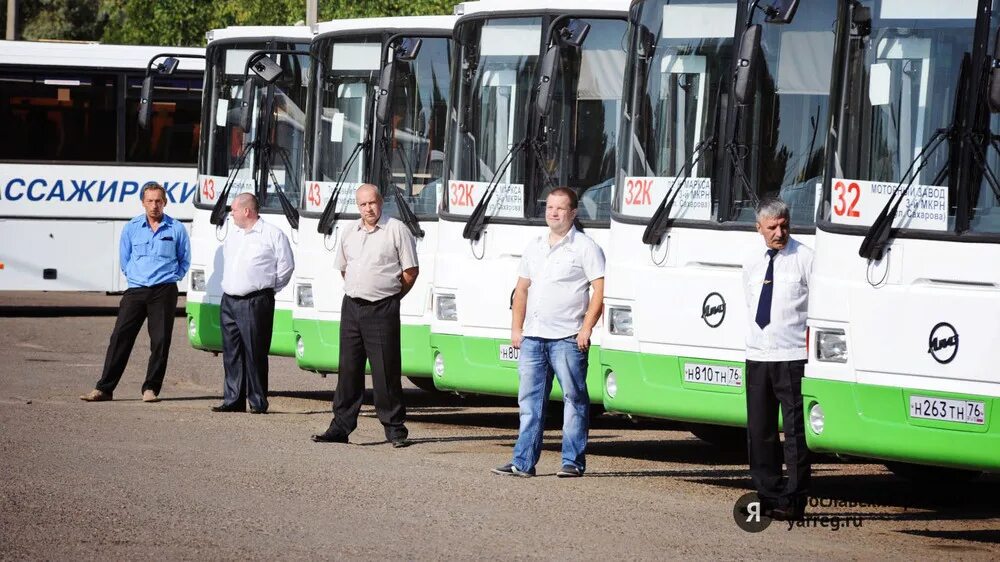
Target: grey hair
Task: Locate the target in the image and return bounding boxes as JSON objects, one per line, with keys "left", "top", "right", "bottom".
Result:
{"left": 756, "top": 197, "right": 790, "bottom": 222}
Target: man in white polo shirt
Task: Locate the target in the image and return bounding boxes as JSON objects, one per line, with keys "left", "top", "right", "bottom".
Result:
{"left": 742, "top": 197, "right": 814, "bottom": 520}
{"left": 492, "top": 187, "right": 605, "bottom": 478}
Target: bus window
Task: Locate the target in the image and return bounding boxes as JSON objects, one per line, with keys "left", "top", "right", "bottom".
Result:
{"left": 124, "top": 75, "right": 202, "bottom": 164}
{"left": 0, "top": 71, "right": 117, "bottom": 162}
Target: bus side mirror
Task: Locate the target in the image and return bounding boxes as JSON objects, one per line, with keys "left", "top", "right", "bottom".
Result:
{"left": 240, "top": 77, "right": 256, "bottom": 131}
{"left": 990, "top": 28, "right": 1000, "bottom": 112}
{"left": 159, "top": 57, "right": 180, "bottom": 75}
{"left": 138, "top": 75, "right": 154, "bottom": 129}
{"left": 764, "top": 0, "right": 799, "bottom": 24}
{"left": 535, "top": 44, "right": 560, "bottom": 120}
{"left": 376, "top": 63, "right": 395, "bottom": 125}
{"left": 395, "top": 38, "right": 422, "bottom": 61}
{"left": 734, "top": 24, "right": 762, "bottom": 105}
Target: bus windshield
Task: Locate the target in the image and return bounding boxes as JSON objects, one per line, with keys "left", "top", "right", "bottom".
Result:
{"left": 619, "top": 0, "right": 736, "bottom": 222}
{"left": 828, "top": 0, "right": 1000, "bottom": 235}
{"left": 200, "top": 42, "right": 309, "bottom": 213}
{"left": 727, "top": 1, "right": 836, "bottom": 226}
{"left": 304, "top": 34, "right": 381, "bottom": 217}
{"left": 379, "top": 36, "right": 452, "bottom": 220}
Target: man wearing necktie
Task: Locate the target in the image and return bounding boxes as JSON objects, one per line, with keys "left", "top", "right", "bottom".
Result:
{"left": 741, "top": 198, "right": 814, "bottom": 521}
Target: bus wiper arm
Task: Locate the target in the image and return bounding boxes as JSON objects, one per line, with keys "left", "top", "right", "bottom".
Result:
{"left": 262, "top": 144, "right": 300, "bottom": 230}
{"left": 210, "top": 140, "right": 256, "bottom": 226}
{"left": 317, "top": 140, "right": 368, "bottom": 235}
{"left": 858, "top": 127, "right": 951, "bottom": 260}
{"left": 726, "top": 140, "right": 759, "bottom": 213}
{"left": 461, "top": 139, "right": 527, "bottom": 241}
{"left": 378, "top": 138, "right": 424, "bottom": 238}
{"left": 641, "top": 137, "right": 715, "bottom": 245}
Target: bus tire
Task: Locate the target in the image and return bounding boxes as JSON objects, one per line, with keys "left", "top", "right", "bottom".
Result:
{"left": 883, "top": 461, "right": 981, "bottom": 483}
{"left": 686, "top": 423, "right": 747, "bottom": 447}
{"left": 406, "top": 376, "right": 441, "bottom": 393}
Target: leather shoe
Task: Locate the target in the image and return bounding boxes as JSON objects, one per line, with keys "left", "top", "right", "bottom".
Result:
{"left": 769, "top": 506, "right": 805, "bottom": 521}
{"left": 211, "top": 403, "right": 246, "bottom": 413}
{"left": 390, "top": 438, "right": 410, "bottom": 448}
{"left": 249, "top": 408, "right": 267, "bottom": 415}
{"left": 80, "top": 389, "right": 111, "bottom": 402}
{"left": 311, "top": 430, "right": 348, "bottom": 443}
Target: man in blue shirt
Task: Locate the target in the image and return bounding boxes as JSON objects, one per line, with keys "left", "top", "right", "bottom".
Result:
{"left": 81, "top": 182, "right": 191, "bottom": 403}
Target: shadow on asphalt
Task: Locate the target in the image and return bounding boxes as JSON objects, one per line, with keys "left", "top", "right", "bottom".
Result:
{"left": 0, "top": 305, "right": 185, "bottom": 318}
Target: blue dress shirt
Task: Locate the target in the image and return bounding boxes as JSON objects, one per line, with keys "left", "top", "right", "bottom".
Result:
{"left": 120, "top": 214, "right": 191, "bottom": 288}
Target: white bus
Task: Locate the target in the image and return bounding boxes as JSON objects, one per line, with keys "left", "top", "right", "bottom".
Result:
{"left": 185, "top": 26, "right": 313, "bottom": 355}
{"left": 0, "top": 40, "right": 204, "bottom": 292}
{"left": 430, "top": 0, "right": 629, "bottom": 399}
{"left": 291, "top": 16, "right": 456, "bottom": 389}
{"left": 804, "top": 0, "right": 1000, "bottom": 476}
{"left": 600, "top": 0, "right": 833, "bottom": 441}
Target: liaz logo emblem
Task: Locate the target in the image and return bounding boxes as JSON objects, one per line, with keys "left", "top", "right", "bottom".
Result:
{"left": 927, "top": 322, "right": 958, "bottom": 364}
{"left": 701, "top": 292, "right": 726, "bottom": 328}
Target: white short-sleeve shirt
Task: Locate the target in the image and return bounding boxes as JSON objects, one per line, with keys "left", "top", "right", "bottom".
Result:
{"left": 742, "top": 237, "right": 814, "bottom": 362}
{"left": 518, "top": 227, "right": 606, "bottom": 339}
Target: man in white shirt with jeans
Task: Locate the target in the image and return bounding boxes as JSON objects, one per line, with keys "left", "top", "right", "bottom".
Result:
{"left": 742, "top": 198, "right": 814, "bottom": 520}
{"left": 492, "top": 187, "right": 605, "bottom": 478}
{"left": 212, "top": 193, "right": 294, "bottom": 414}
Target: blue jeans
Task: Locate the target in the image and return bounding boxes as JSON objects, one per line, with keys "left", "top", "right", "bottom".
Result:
{"left": 511, "top": 336, "right": 590, "bottom": 473}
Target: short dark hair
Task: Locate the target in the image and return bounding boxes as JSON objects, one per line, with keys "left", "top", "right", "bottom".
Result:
{"left": 141, "top": 182, "right": 167, "bottom": 201}
{"left": 547, "top": 186, "right": 579, "bottom": 210}
{"left": 234, "top": 192, "right": 260, "bottom": 212}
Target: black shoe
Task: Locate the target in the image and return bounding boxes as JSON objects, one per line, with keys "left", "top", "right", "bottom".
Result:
{"left": 491, "top": 463, "right": 535, "bottom": 477}
{"left": 556, "top": 465, "right": 583, "bottom": 478}
{"left": 211, "top": 403, "right": 246, "bottom": 413}
{"left": 390, "top": 438, "right": 410, "bottom": 448}
{"left": 769, "top": 506, "right": 805, "bottom": 521}
{"left": 311, "top": 429, "right": 348, "bottom": 443}
{"left": 249, "top": 408, "right": 267, "bottom": 415}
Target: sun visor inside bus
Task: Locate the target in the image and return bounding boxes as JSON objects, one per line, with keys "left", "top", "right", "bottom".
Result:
{"left": 775, "top": 31, "right": 834, "bottom": 95}
{"left": 330, "top": 43, "right": 381, "bottom": 71}
{"left": 225, "top": 49, "right": 256, "bottom": 76}
{"left": 578, "top": 49, "right": 626, "bottom": 101}
{"left": 879, "top": 0, "right": 977, "bottom": 20}
{"left": 662, "top": 4, "right": 737, "bottom": 40}
{"left": 480, "top": 24, "right": 541, "bottom": 57}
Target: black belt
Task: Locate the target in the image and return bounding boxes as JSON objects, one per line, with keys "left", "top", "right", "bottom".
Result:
{"left": 226, "top": 288, "right": 274, "bottom": 300}
{"left": 347, "top": 293, "right": 398, "bottom": 306}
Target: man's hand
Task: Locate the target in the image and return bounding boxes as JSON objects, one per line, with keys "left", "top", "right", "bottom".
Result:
{"left": 512, "top": 327, "right": 524, "bottom": 349}
{"left": 576, "top": 326, "right": 592, "bottom": 352}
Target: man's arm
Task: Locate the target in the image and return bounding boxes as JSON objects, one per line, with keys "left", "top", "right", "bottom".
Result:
{"left": 175, "top": 224, "right": 192, "bottom": 281}
{"left": 511, "top": 276, "right": 531, "bottom": 349}
{"left": 273, "top": 231, "right": 295, "bottom": 292}
{"left": 399, "top": 267, "right": 419, "bottom": 297}
{"left": 577, "top": 277, "right": 604, "bottom": 352}
{"left": 119, "top": 224, "right": 132, "bottom": 276}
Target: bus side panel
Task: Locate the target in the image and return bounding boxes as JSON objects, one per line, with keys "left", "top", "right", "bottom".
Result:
{"left": 0, "top": 218, "right": 117, "bottom": 291}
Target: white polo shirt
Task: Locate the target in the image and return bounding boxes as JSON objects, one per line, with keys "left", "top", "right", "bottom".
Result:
{"left": 221, "top": 218, "right": 294, "bottom": 297}
{"left": 518, "top": 227, "right": 606, "bottom": 339}
{"left": 742, "top": 237, "right": 814, "bottom": 362}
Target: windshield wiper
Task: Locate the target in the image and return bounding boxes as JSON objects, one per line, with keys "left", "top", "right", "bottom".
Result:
{"left": 461, "top": 139, "right": 527, "bottom": 241}
{"left": 262, "top": 143, "right": 300, "bottom": 230}
{"left": 377, "top": 137, "right": 425, "bottom": 238}
{"left": 641, "top": 137, "right": 716, "bottom": 244}
{"left": 858, "top": 127, "right": 951, "bottom": 260}
{"left": 210, "top": 140, "right": 256, "bottom": 226}
{"left": 317, "top": 139, "right": 368, "bottom": 235}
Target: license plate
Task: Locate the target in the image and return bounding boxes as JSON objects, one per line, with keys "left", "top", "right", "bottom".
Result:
{"left": 909, "top": 395, "right": 985, "bottom": 425}
{"left": 683, "top": 363, "right": 743, "bottom": 387}
{"left": 499, "top": 344, "right": 519, "bottom": 362}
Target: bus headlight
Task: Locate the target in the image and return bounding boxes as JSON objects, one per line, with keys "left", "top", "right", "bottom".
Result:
{"left": 296, "top": 336, "right": 305, "bottom": 359}
{"left": 297, "top": 284, "right": 314, "bottom": 308}
{"left": 605, "top": 371, "right": 618, "bottom": 398}
{"left": 436, "top": 294, "right": 457, "bottom": 321}
{"left": 608, "top": 306, "right": 633, "bottom": 336}
{"left": 816, "top": 329, "right": 848, "bottom": 363}
{"left": 190, "top": 269, "right": 206, "bottom": 292}
{"left": 188, "top": 317, "right": 198, "bottom": 339}
{"left": 809, "top": 403, "right": 825, "bottom": 435}
{"left": 433, "top": 352, "right": 445, "bottom": 377}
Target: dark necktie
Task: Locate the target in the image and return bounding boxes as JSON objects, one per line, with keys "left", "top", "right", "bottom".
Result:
{"left": 755, "top": 248, "right": 779, "bottom": 329}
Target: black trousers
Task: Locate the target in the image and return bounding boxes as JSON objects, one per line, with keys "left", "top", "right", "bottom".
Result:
{"left": 745, "top": 359, "right": 811, "bottom": 510}
{"left": 220, "top": 289, "right": 274, "bottom": 412}
{"left": 96, "top": 283, "right": 178, "bottom": 395}
{"left": 330, "top": 294, "right": 407, "bottom": 441}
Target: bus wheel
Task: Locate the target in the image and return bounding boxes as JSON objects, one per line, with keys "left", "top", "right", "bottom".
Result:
{"left": 406, "top": 376, "right": 441, "bottom": 393}
{"left": 686, "top": 423, "right": 746, "bottom": 447}
{"left": 883, "top": 462, "right": 981, "bottom": 483}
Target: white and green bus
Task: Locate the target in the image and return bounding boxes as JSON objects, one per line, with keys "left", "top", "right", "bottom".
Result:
{"left": 804, "top": 0, "right": 1000, "bottom": 475}
{"left": 0, "top": 40, "right": 203, "bottom": 292}
{"left": 291, "top": 16, "right": 456, "bottom": 389}
{"left": 185, "top": 26, "right": 313, "bottom": 355}
{"left": 430, "top": 0, "right": 629, "bottom": 399}
{"left": 599, "top": 0, "right": 834, "bottom": 440}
